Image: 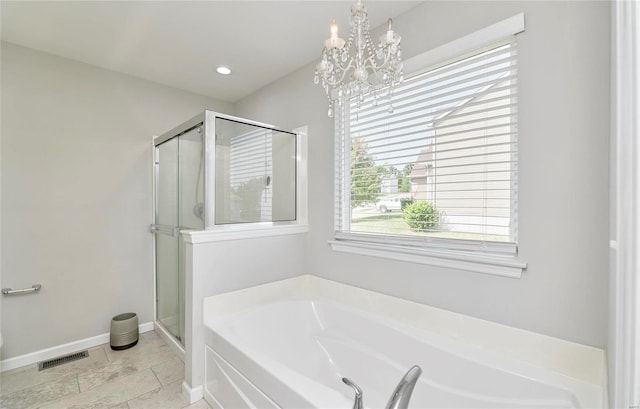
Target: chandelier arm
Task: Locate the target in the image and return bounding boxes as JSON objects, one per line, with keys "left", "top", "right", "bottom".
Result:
{"left": 370, "top": 46, "right": 394, "bottom": 71}
{"left": 323, "top": 58, "right": 356, "bottom": 88}
{"left": 364, "top": 62, "right": 386, "bottom": 85}
{"left": 364, "top": 58, "right": 385, "bottom": 72}
{"left": 365, "top": 57, "right": 386, "bottom": 83}
{"left": 363, "top": 50, "right": 393, "bottom": 80}
{"left": 332, "top": 57, "right": 354, "bottom": 78}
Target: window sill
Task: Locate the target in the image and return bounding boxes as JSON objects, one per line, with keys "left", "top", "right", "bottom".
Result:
{"left": 328, "top": 239, "right": 527, "bottom": 279}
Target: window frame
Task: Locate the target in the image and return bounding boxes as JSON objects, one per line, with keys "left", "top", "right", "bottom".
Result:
{"left": 330, "top": 13, "right": 527, "bottom": 278}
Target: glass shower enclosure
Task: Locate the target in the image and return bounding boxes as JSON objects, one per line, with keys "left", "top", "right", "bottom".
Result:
{"left": 152, "top": 111, "right": 297, "bottom": 345}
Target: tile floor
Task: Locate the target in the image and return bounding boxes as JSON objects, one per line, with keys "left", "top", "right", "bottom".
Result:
{"left": 0, "top": 331, "right": 212, "bottom": 409}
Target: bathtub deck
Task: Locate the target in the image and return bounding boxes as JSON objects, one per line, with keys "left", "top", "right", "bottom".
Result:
{"left": 202, "top": 275, "right": 606, "bottom": 409}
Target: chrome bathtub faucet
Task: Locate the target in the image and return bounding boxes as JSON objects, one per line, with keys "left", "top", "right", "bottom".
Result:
{"left": 386, "top": 365, "right": 422, "bottom": 409}
{"left": 342, "top": 365, "right": 422, "bottom": 409}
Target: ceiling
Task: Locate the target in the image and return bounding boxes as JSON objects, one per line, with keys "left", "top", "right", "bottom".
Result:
{"left": 1, "top": 1, "right": 421, "bottom": 103}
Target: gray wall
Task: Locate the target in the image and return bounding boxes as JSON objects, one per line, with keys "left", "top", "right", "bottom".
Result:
{"left": 0, "top": 42, "right": 232, "bottom": 359}
{"left": 235, "top": 1, "right": 610, "bottom": 347}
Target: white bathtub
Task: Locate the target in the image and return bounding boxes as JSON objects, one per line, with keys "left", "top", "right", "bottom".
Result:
{"left": 202, "top": 277, "right": 604, "bottom": 409}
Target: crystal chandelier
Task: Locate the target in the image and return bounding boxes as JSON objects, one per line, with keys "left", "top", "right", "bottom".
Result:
{"left": 314, "top": 0, "right": 403, "bottom": 118}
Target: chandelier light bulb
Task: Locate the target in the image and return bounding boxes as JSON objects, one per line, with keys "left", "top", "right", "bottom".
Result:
{"left": 315, "top": 0, "right": 403, "bottom": 117}
{"left": 325, "top": 20, "right": 346, "bottom": 50}
{"left": 386, "top": 19, "right": 394, "bottom": 43}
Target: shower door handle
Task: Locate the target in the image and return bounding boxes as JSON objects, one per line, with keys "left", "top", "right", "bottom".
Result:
{"left": 150, "top": 224, "right": 180, "bottom": 237}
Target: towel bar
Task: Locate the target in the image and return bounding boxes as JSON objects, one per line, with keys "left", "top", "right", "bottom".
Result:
{"left": 2, "top": 284, "right": 42, "bottom": 296}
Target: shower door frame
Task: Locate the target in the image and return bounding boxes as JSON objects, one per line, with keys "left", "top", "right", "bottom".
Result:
{"left": 152, "top": 115, "right": 205, "bottom": 352}
{"left": 152, "top": 111, "right": 295, "bottom": 354}
{"left": 154, "top": 111, "right": 290, "bottom": 229}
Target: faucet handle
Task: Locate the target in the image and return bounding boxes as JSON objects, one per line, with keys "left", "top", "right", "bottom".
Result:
{"left": 342, "top": 377, "right": 364, "bottom": 409}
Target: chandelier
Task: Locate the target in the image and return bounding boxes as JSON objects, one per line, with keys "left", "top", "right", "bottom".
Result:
{"left": 314, "top": 0, "right": 403, "bottom": 118}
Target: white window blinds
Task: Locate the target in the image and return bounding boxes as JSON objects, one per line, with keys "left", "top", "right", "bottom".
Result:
{"left": 335, "top": 39, "right": 518, "bottom": 254}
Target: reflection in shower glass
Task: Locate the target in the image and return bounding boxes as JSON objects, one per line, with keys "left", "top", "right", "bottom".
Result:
{"left": 215, "top": 118, "right": 296, "bottom": 224}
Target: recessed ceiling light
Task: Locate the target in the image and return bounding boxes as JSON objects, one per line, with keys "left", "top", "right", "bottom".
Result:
{"left": 216, "top": 66, "right": 232, "bottom": 75}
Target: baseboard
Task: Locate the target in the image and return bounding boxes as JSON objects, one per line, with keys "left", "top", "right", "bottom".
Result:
{"left": 0, "top": 321, "right": 154, "bottom": 372}
{"left": 183, "top": 381, "right": 204, "bottom": 404}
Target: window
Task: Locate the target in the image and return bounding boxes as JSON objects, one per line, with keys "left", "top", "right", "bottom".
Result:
{"left": 333, "top": 33, "right": 525, "bottom": 277}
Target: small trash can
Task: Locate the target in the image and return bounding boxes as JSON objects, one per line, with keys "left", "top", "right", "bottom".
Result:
{"left": 110, "top": 312, "right": 139, "bottom": 350}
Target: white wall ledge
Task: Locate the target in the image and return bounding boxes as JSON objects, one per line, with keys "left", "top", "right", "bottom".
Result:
{"left": 183, "top": 224, "right": 309, "bottom": 244}
{"left": 328, "top": 239, "right": 527, "bottom": 278}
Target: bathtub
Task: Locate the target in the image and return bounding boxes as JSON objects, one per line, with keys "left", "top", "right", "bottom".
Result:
{"left": 202, "top": 277, "right": 604, "bottom": 409}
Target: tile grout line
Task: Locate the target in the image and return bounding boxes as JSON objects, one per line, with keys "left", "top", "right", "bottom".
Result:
{"left": 75, "top": 372, "right": 81, "bottom": 396}
{"left": 109, "top": 343, "right": 155, "bottom": 408}
{"left": 122, "top": 364, "right": 165, "bottom": 407}
{"left": 151, "top": 365, "right": 163, "bottom": 387}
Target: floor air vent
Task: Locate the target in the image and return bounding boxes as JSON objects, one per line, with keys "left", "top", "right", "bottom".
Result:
{"left": 38, "top": 350, "right": 89, "bottom": 371}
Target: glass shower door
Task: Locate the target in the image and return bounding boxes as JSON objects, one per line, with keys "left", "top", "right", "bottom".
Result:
{"left": 154, "top": 126, "right": 204, "bottom": 345}
{"left": 154, "top": 137, "right": 181, "bottom": 342}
